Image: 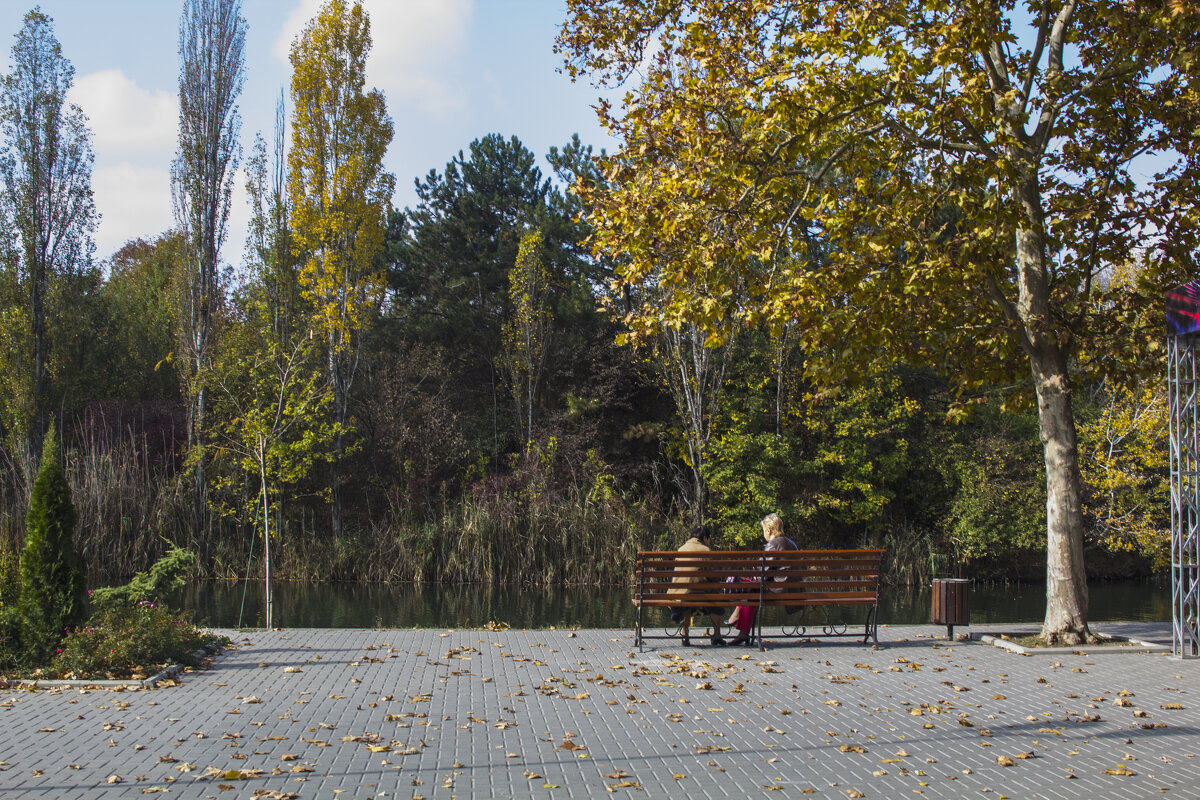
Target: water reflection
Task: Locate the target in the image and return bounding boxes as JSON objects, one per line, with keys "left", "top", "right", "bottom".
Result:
{"left": 173, "top": 578, "right": 1172, "bottom": 629}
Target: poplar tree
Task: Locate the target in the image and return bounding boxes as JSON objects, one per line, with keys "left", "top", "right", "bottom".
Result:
{"left": 501, "top": 230, "right": 553, "bottom": 447}
{"left": 171, "top": 0, "right": 246, "bottom": 555}
{"left": 288, "top": 0, "right": 395, "bottom": 538}
{"left": 246, "top": 92, "right": 301, "bottom": 348}
{"left": 0, "top": 8, "right": 96, "bottom": 479}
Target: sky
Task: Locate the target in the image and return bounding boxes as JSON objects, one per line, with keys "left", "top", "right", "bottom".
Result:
{"left": 0, "top": 0, "right": 616, "bottom": 268}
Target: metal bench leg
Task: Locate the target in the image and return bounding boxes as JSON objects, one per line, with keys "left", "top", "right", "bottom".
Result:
{"left": 861, "top": 605, "right": 877, "bottom": 644}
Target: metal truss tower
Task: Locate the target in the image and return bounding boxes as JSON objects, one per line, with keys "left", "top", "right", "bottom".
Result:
{"left": 1168, "top": 284, "right": 1200, "bottom": 658}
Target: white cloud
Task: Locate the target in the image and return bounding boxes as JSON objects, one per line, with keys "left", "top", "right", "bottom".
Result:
{"left": 65, "top": 71, "right": 177, "bottom": 261}
{"left": 273, "top": 0, "right": 472, "bottom": 116}
{"left": 225, "top": 172, "right": 251, "bottom": 279}
{"left": 69, "top": 69, "right": 176, "bottom": 162}
{"left": 91, "top": 163, "right": 174, "bottom": 261}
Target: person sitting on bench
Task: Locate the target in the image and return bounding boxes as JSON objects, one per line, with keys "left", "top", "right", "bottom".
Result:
{"left": 668, "top": 525, "right": 728, "bottom": 647}
{"left": 726, "top": 513, "right": 796, "bottom": 645}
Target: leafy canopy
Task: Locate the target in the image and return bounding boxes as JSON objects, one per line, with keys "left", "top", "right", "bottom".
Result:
{"left": 558, "top": 0, "right": 1200, "bottom": 397}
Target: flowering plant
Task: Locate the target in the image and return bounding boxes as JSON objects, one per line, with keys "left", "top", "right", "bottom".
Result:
{"left": 49, "top": 603, "right": 224, "bottom": 680}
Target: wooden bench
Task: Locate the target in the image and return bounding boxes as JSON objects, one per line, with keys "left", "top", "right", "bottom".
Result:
{"left": 633, "top": 549, "right": 886, "bottom": 650}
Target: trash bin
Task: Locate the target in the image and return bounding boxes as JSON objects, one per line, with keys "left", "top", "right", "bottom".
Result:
{"left": 931, "top": 578, "right": 970, "bottom": 640}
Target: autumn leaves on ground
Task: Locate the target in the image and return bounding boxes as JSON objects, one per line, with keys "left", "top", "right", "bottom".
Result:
{"left": 1, "top": 627, "right": 1194, "bottom": 798}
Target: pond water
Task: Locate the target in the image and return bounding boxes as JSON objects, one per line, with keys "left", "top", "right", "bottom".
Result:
{"left": 171, "top": 578, "right": 1172, "bottom": 630}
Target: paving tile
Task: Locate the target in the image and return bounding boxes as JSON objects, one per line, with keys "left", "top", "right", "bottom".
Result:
{"left": 0, "top": 623, "right": 1195, "bottom": 798}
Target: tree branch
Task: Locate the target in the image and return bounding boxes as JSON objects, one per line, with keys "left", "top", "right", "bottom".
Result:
{"left": 983, "top": 268, "right": 1035, "bottom": 355}
{"left": 1020, "top": 3, "right": 1053, "bottom": 116}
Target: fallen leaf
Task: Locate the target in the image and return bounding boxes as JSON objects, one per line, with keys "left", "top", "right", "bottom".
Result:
{"left": 607, "top": 780, "right": 641, "bottom": 791}
{"left": 997, "top": 756, "right": 1015, "bottom": 767}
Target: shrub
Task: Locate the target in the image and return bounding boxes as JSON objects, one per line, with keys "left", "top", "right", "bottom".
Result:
{"left": 49, "top": 601, "right": 224, "bottom": 679}
{"left": 89, "top": 545, "right": 196, "bottom": 608}
{"left": 19, "top": 426, "right": 86, "bottom": 664}
{"left": 0, "top": 605, "right": 21, "bottom": 673}
{"left": 0, "top": 549, "right": 19, "bottom": 670}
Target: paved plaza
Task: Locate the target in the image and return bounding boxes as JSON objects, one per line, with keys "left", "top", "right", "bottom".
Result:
{"left": 0, "top": 622, "right": 1196, "bottom": 799}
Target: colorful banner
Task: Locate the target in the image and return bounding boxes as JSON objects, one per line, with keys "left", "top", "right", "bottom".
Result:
{"left": 1168, "top": 281, "right": 1200, "bottom": 337}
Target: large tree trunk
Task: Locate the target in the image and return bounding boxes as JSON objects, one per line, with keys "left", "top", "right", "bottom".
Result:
{"left": 1013, "top": 175, "right": 1091, "bottom": 644}
{"left": 1029, "top": 342, "right": 1090, "bottom": 644}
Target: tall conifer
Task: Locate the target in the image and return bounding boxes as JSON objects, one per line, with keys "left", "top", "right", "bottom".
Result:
{"left": 19, "top": 425, "right": 85, "bottom": 662}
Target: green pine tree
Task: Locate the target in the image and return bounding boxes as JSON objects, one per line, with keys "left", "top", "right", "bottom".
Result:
{"left": 19, "top": 425, "right": 86, "bottom": 663}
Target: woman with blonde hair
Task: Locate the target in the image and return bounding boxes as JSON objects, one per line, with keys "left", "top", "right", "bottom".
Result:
{"left": 727, "top": 513, "right": 797, "bottom": 646}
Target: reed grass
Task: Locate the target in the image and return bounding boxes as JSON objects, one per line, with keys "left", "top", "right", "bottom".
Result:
{"left": 0, "top": 417, "right": 947, "bottom": 586}
{"left": 210, "top": 484, "right": 683, "bottom": 586}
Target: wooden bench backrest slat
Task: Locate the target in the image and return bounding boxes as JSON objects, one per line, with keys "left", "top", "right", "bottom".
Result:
{"left": 634, "top": 548, "right": 884, "bottom": 647}
{"left": 635, "top": 549, "right": 884, "bottom": 605}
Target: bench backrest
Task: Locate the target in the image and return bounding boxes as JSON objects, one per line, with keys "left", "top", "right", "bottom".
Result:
{"left": 635, "top": 549, "right": 885, "bottom": 604}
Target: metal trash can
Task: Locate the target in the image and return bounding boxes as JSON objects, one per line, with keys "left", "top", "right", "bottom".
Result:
{"left": 931, "top": 578, "right": 970, "bottom": 640}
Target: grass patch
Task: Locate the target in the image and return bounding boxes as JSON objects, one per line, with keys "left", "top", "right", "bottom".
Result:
{"left": 1001, "top": 632, "right": 1126, "bottom": 648}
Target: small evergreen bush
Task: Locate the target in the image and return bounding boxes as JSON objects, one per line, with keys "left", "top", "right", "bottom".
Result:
{"left": 48, "top": 547, "right": 223, "bottom": 679}
{"left": 18, "top": 426, "right": 86, "bottom": 664}
{"left": 89, "top": 545, "right": 195, "bottom": 608}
